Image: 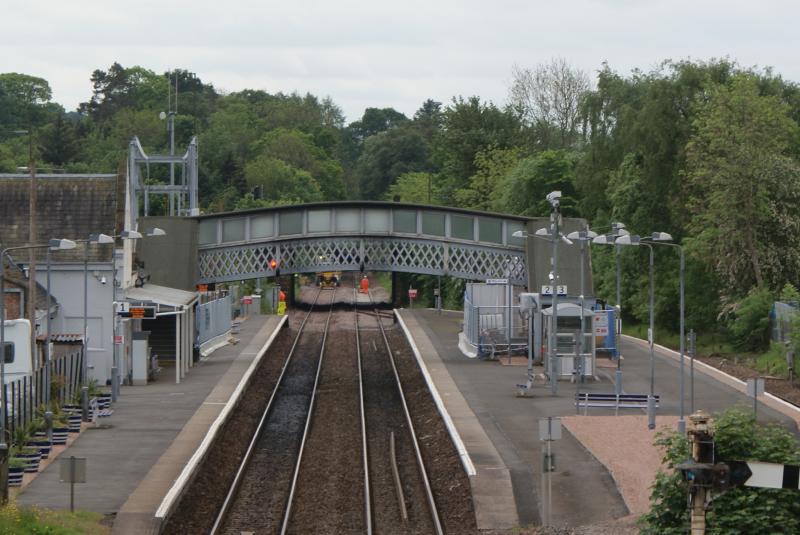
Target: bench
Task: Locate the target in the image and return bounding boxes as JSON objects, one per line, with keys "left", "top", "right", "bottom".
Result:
{"left": 575, "top": 392, "right": 660, "bottom": 415}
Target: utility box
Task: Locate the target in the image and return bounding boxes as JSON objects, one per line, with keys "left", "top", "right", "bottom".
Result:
{"left": 131, "top": 331, "right": 151, "bottom": 386}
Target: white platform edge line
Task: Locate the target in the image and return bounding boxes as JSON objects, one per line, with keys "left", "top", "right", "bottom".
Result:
{"left": 155, "top": 315, "right": 289, "bottom": 519}
{"left": 395, "top": 309, "right": 477, "bottom": 477}
{"left": 622, "top": 334, "right": 800, "bottom": 418}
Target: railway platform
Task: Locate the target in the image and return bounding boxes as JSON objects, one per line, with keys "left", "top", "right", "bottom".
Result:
{"left": 14, "top": 314, "right": 285, "bottom": 534}
{"left": 399, "top": 308, "right": 800, "bottom": 531}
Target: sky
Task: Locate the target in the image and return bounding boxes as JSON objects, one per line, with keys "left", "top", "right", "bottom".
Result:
{"left": 1, "top": 0, "right": 798, "bottom": 122}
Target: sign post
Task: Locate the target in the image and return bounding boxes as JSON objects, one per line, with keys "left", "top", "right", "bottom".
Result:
{"left": 746, "top": 378, "right": 765, "bottom": 421}
{"left": 538, "top": 417, "right": 561, "bottom": 527}
{"left": 60, "top": 456, "right": 86, "bottom": 512}
{"left": 408, "top": 287, "right": 417, "bottom": 309}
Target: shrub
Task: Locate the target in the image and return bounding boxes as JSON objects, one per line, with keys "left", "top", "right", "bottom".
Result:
{"left": 640, "top": 408, "right": 800, "bottom": 534}
{"left": 729, "top": 287, "right": 773, "bottom": 351}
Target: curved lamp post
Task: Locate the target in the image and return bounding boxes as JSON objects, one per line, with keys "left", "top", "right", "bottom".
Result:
{"left": 565, "top": 228, "right": 598, "bottom": 385}
{"left": 642, "top": 232, "right": 686, "bottom": 434}
{"left": 513, "top": 201, "right": 574, "bottom": 396}
{"left": 591, "top": 224, "right": 630, "bottom": 394}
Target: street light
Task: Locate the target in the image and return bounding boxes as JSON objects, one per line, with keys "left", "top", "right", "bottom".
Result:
{"left": 565, "top": 228, "right": 598, "bottom": 384}
{"left": 613, "top": 233, "right": 658, "bottom": 430}
{"left": 513, "top": 191, "right": 572, "bottom": 396}
{"left": 643, "top": 232, "right": 687, "bottom": 434}
{"left": 591, "top": 223, "right": 629, "bottom": 394}
{"left": 78, "top": 234, "right": 114, "bottom": 420}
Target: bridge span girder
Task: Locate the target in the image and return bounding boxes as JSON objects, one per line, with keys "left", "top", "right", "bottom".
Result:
{"left": 198, "top": 236, "right": 527, "bottom": 285}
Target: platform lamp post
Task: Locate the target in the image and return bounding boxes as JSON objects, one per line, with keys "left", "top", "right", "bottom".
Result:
{"left": 109, "top": 228, "right": 166, "bottom": 402}
{"left": 643, "top": 232, "right": 686, "bottom": 434}
{"left": 513, "top": 191, "right": 573, "bottom": 396}
{"left": 613, "top": 234, "right": 660, "bottom": 429}
{"left": 591, "top": 224, "right": 629, "bottom": 394}
{"left": 565, "top": 227, "right": 598, "bottom": 384}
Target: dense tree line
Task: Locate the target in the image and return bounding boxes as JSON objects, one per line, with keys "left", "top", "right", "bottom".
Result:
{"left": 3, "top": 58, "right": 800, "bottom": 339}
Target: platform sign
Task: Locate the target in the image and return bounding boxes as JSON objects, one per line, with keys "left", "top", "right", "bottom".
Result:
{"left": 118, "top": 306, "right": 155, "bottom": 319}
{"left": 541, "top": 285, "right": 567, "bottom": 296}
{"left": 486, "top": 278, "right": 509, "bottom": 285}
{"left": 408, "top": 289, "right": 418, "bottom": 299}
{"left": 538, "top": 417, "right": 562, "bottom": 441}
{"left": 593, "top": 313, "right": 609, "bottom": 336}
{"left": 242, "top": 296, "right": 253, "bottom": 305}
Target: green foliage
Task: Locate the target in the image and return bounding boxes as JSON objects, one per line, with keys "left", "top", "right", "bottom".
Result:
{"left": 685, "top": 75, "right": 800, "bottom": 300}
{"left": 755, "top": 342, "right": 792, "bottom": 377}
{"left": 0, "top": 502, "right": 109, "bottom": 535}
{"left": 356, "top": 126, "right": 429, "bottom": 199}
{"left": 497, "top": 150, "right": 579, "bottom": 217}
{"left": 386, "top": 172, "right": 439, "bottom": 204}
{"left": 454, "top": 146, "right": 521, "bottom": 211}
{"left": 779, "top": 283, "right": 800, "bottom": 303}
{"left": 641, "top": 408, "right": 800, "bottom": 534}
{"left": 244, "top": 156, "right": 323, "bottom": 204}
{"left": 729, "top": 287, "right": 773, "bottom": 351}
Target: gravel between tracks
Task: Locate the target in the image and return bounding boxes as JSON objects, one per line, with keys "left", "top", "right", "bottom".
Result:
{"left": 287, "top": 311, "right": 366, "bottom": 534}
{"left": 161, "top": 327, "right": 294, "bottom": 534}
{"left": 388, "top": 327, "right": 479, "bottom": 534}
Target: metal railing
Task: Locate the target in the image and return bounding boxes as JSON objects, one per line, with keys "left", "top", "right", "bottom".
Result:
{"left": 196, "top": 295, "right": 233, "bottom": 346}
{"left": 2, "top": 348, "right": 84, "bottom": 440}
{"left": 463, "top": 295, "right": 528, "bottom": 355}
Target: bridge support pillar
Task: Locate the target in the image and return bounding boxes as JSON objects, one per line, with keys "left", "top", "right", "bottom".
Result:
{"left": 391, "top": 271, "right": 398, "bottom": 307}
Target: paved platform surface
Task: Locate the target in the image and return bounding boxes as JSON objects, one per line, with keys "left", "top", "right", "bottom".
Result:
{"left": 16, "top": 315, "right": 283, "bottom": 528}
{"left": 399, "top": 308, "right": 799, "bottom": 530}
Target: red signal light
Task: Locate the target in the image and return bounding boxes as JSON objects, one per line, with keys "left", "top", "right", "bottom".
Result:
{"left": 270, "top": 259, "right": 278, "bottom": 270}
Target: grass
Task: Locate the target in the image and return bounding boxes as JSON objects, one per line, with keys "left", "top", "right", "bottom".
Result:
{"left": 0, "top": 502, "right": 110, "bottom": 535}
{"left": 371, "top": 271, "right": 392, "bottom": 292}
{"left": 623, "top": 322, "right": 734, "bottom": 355}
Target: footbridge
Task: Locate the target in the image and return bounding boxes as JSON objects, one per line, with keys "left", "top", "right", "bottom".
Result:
{"left": 138, "top": 201, "right": 591, "bottom": 291}
{"left": 194, "top": 202, "right": 532, "bottom": 285}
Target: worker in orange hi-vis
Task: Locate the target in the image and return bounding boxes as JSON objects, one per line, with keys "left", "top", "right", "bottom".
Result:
{"left": 359, "top": 275, "right": 369, "bottom": 294}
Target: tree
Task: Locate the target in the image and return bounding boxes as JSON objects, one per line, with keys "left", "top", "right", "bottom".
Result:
{"left": 386, "top": 172, "right": 439, "bottom": 204}
{"left": 496, "top": 150, "right": 579, "bottom": 217}
{"left": 244, "top": 156, "right": 323, "bottom": 204}
{"left": 356, "top": 127, "right": 429, "bottom": 200}
{"left": 641, "top": 408, "right": 800, "bottom": 534}
{"left": 39, "top": 111, "right": 78, "bottom": 166}
{"left": 454, "top": 146, "right": 521, "bottom": 211}
{"left": 433, "top": 96, "right": 520, "bottom": 203}
{"left": 509, "top": 58, "right": 590, "bottom": 149}
{"left": 685, "top": 75, "right": 800, "bottom": 301}
{"left": 0, "top": 73, "right": 53, "bottom": 132}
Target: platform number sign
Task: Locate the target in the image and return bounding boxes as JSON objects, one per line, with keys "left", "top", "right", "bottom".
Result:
{"left": 541, "top": 285, "right": 567, "bottom": 296}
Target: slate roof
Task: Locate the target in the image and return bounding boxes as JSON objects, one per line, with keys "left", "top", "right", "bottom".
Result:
{"left": 0, "top": 174, "right": 124, "bottom": 263}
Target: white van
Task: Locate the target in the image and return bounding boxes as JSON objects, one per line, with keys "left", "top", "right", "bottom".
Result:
{"left": 2, "top": 319, "right": 34, "bottom": 383}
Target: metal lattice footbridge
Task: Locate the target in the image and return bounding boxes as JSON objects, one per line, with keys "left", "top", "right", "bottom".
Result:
{"left": 194, "top": 202, "right": 531, "bottom": 285}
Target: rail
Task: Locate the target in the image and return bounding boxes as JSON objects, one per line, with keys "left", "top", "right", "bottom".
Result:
{"left": 210, "top": 287, "right": 326, "bottom": 534}
{"left": 366, "top": 287, "right": 444, "bottom": 535}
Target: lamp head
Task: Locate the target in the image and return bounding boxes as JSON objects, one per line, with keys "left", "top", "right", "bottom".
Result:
{"left": 592, "top": 234, "right": 612, "bottom": 245}
{"left": 616, "top": 234, "right": 641, "bottom": 246}
{"left": 512, "top": 230, "right": 526, "bottom": 238}
{"left": 650, "top": 231, "right": 673, "bottom": 242}
{"left": 120, "top": 230, "right": 143, "bottom": 240}
{"left": 145, "top": 227, "right": 167, "bottom": 237}
{"left": 49, "top": 238, "right": 77, "bottom": 250}
{"left": 89, "top": 233, "right": 114, "bottom": 244}
{"left": 534, "top": 227, "right": 550, "bottom": 237}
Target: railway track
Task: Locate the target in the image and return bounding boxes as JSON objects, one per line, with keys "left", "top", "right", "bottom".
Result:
{"left": 211, "top": 287, "right": 334, "bottom": 534}
{"left": 210, "top": 276, "right": 444, "bottom": 534}
{"left": 357, "top": 280, "right": 444, "bottom": 535}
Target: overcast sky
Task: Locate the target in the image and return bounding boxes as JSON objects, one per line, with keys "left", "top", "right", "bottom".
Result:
{"left": 2, "top": 0, "right": 797, "bottom": 122}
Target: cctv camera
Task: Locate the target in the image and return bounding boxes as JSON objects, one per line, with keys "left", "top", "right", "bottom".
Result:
{"left": 546, "top": 190, "right": 562, "bottom": 202}
{"left": 100, "top": 276, "right": 107, "bottom": 285}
